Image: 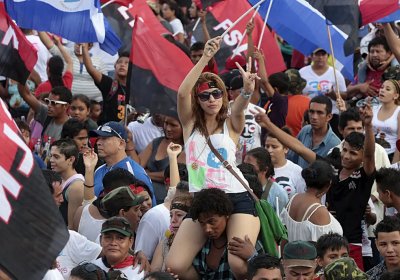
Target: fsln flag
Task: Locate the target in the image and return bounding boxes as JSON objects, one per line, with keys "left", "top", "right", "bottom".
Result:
{"left": 0, "top": 98, "right": 69, "bottom": 280}
{"left": 359, "top": 0, "right": 399, "bottom": 25}
{"left": 193, "top": 0, "right": 286, "bottom": 75}
{"left": 128, "top": 0, "right": 193, "bottom": 115}
{"left": 5, "top": 0, "right": 121, "bottom": 55}
{"left": 249, "top": 0, "right": 354, "bottom": 80}
{"left": 0, "top": 2, "right": 37, "bottom": 84}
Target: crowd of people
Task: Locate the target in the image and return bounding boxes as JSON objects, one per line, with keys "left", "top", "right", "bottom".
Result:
{"left": 2, "top": 0, "right": 400, "bottom": 280}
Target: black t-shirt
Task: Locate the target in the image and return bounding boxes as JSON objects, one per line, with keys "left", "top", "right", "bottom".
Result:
{"left": 95, "top": 74, "right": 127, "bottom": 124}
{"left": 326, "top": 167, "right": 375, "bottom": 244}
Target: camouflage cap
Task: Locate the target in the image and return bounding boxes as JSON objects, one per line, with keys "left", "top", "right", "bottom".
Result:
{"left": 382, "top": 65, "right": 400, "bottom": 81}
{"left": 324, "top": 257, "right": 368, "bottom": 280}
{"left": 285, "top": 69, "right": 307, "bottom": 94}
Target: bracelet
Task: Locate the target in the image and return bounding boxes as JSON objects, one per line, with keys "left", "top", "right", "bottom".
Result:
{"left": 84, "top": 183, "right": 94, "bottom": 188}
{"left": 247, "top": 250, "right": 258, "bottom": 263}
{"left": 240, "top": 89, "right": 253, "bottom": 99}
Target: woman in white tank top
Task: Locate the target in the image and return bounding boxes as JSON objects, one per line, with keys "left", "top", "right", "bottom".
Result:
{"left": 166, "top": 37, "right": 260, "bottom": 280}
{"left": 280, "top": 160, "right": 343, "bottom": 242}
{"left": 372, "top": 79, "right": 400, "bottom": 163}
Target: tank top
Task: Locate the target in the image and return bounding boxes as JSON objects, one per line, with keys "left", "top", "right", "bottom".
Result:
{"left": 372, "top": 105, "right": 400, "bottom": 154}
{"left": 280, "top": 194, "right": 343, "bottom": 242}
{"left": 185, "top": 120, "right": 247, "bottom": 193}
{"left": 147, "top": 137, "right": 170, "bottom": 175}
{"left": 78, "top": 204, "right": 106, "bottom": 242}
{"left": 59, "top": 174, "right": 84, "bottom": 224}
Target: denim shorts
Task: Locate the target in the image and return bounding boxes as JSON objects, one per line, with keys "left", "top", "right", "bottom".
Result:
{"left": 227, "top": 191, "right": 257, "bottom": 216}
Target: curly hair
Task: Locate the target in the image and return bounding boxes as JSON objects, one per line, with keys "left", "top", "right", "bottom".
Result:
{"left": 189, "top": 188, "right": 233, "bottom": 221}
{"left": 191, "top": 72, "right": 229, "bottom": 136}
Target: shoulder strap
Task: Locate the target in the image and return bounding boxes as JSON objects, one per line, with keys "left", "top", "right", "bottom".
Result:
{"left": 286, "top": 194, "right": 298, "bottom": 213}
{"left": 207, "top": 138, "right": 259, "bottom": 202}
{"left": 261, "top": 180, "right": 273, "bottom": 201}
{"left": 302, "top": 203, "right": 323, "bottom": 221}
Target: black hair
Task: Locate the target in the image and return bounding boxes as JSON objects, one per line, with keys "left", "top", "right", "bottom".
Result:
{"left": 176, "top": 180, "right": 189, "bottom": 192}
{"left": 316, "top": 233, "right": 349, "bottom": 258}
{"left": 51, "top": 86, "right": 72, "bottom": 104}
{"left": 247, "top": 254, "right": 284, "bottom": 279}
{"left": 70, "top": 263, "right": 107, "bottom": 280}
{"left": 132, "top": 179, "right": 153, "bottom": 199}
{"left": 368, "top": 36, "right": 391, "bottom": 53}
{"left": 343, "top": 132, "right": 365, "bottom": 151}
{"left": 42, "top": 170, "right": 62, "bottom": 195}
{"left": 269, "top": 72, "right": 290, "bottom": 94}
{"left": 118, "top": 51, "right": 130, "bottom": 60}
{"left": 310, "top": 95, "right": 332, "bottom": 114}
{"left": 163, "top": 163, "right": 189, "bottom": 181}
{"left": 107, "top": 270, "right": 129, "bottom": 280}
{"left": 48, "top": 55, "right": 65, "bottom": 88}
{"left": 50, "top": 138, "right": 80, "bottom": 168}
{"left": 91, "top": 100, "right": 102, "bottom": 107}
{"left": 376, "top": 168, "right": 400, "bottom": 196}
{"left": 243, "top": 173, "right": 263, "bottom": 199}
{"left": 15, "top": 119, "right": 31, "bottom": 135}
{"left": 72, "top": 94, "right": 91, "bottom": 110}
{"left": 338, "top": 108, "right": 362, "bottom": 130}
{"left": 61, "top": 118, "right": 89, "bottom": 139}
{"left": 143, "top": 271, "right": 175, "bottom": 280}
{"left": 102, "top": 168, "right": 136, "bottom": 193}
{"left": 246, "top": 147, "right": 275, "bottom": 178}
{"left": 189, "top": 188, "right": 233, "bottom": 221}
{"left": 374, "top": 215, "right": 400, "bottom": 239}
{"left": 190, "top": 42, "right": 205, "bottom": 52}
{"left": 380, "top": 269, "right": 400, "bottom": 280}
{"left": 301, "top": 160, "right": 334, "bottom": 190}
{"left": 163, "top": 0, "right": 185, "bottom": 23}
{"left": 237, "top": 162, "right": 258, "bottom": 177}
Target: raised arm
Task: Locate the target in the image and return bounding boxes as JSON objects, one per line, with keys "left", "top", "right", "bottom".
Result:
{"left": 199, "top": 10, "right": 217, "bottom": 71}
{"left": 359, "top": 102, "right": 375, "bottom": 175}
{"left": 82, "top": 43, "right": 102, "bottom": 84}
{"left": 167, "top": 142, "right": 182, "bottom": 187}
{"left": 253, "top": 108, "right": 317, "bottom": 163}
{"left": 38, "top": 31, "right": 55, "bottom": 50}
{"left": 18, "top": 80, "right": 41, "bottom": 112}
{"left": 246, "top": 20, "right": 255, "bottom": 65}
{"left": 383, "top": 23, "right": 400, "bottom": 62}
{"left": 82, "top": 149, "right": 98, "bottom": 203}
{"left": 53, "top": 37, "right": 73, "bottom": 73}
{"left": 178, "top": 36, "right": 221, "bottom": 129}
{"left": 253, "top": 48, "right": 274, "bottom": 97}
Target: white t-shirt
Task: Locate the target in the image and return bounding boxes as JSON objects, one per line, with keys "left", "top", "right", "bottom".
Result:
{"left": 134, "top": 204, "right": 170, "bottom": 260}
{"left": 274, "top": 160, "right": 306, "bottom": 199}
{"left": 92, "top": 258, "right": 144, "bottom": 280}
{"left": 299, "top": 65, "right": 347, "bottom": 115}
{"left": 169, "top": 18, "right": 184, "bottom": 35}
{"left": 236, "top": 103, "right": 262, "bottom": 164}
{"left": 42, "top": 269, "right": 64, "bottom": 280}
{"left": 26, "top": 34, "right": 51, "bottom": 82}
{"left": 56, "top": 230, "right": 102, "bottom": 279}
{"left": 128, "top": 117, "right": 164, "bottom": 153}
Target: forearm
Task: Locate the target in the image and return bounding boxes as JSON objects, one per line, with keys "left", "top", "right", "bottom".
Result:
{"left": 169, "top": 157, "right": 180, "bottom": 187}
{"left": 231, "top": 92, "right": 251, "bottom": 118}
{"left": 201, "top": 21, "right": 211, "bottom": 42}
{"left": 346, "top": 84, "right": 362, "bottom": 99}
{"left": 38, "top": 31, "right": 54, "bottom": 50}
{"left": 364, "top": 124, "right": 375, "bottom": 160}
{"left": 247, "top": 35, "right": 254, "bottom": 64}
{"left": 84, "top": 169, "right": 95, "bottom": 201}
{"left": 147, "top": 171, "right": 165, "bottom": 183}
{"left": 57, "top": 43, "right": 73, "bottom": 68}
{"left": 384, "top": 23, "right": 400, "bottom": 61}
{"left": 178, "top": 56, "right": 208, "bottom": 98}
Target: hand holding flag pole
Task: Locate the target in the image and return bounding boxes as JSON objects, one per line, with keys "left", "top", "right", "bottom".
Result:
{"left": 221, "top": 0, "right": 266, "bottom": 38}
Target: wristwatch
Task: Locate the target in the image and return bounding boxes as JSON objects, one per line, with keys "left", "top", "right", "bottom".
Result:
{"left": 240, "top": 89, "right": 253, "bottom": 99}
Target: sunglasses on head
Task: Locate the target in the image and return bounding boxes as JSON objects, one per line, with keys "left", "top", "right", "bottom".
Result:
{"left": 98, "top": 125, "right": 123, "bottom": 140}
{"left": 197, "top": 89, "right": 223, "bottom": 102}
{"left": 44, "top": 98, "right": 68, "bottom": 106}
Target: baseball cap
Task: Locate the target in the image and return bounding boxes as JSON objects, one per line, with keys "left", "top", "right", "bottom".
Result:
{"left": 230, "top": 76, "right": 243, "bottom": 91}
{"left": 89, "top": 121, "right": 127, "bottom": 141}
{"left": 283, "top": 241, "right": 317, "bottom": 268}
{"left": 324, "top": 257, "right": 368, "bottom": 280}
{"left": 225, "top": 55, "right": 246, "bottom": 71}
{"left": 101, "top": 186, "right": 145, "bottom": 214}
{"left": 285, "top": 69, "right": 307, "bottom": 94}
{"left": 312, "top": 48, "right": 328, "bottom": 55}
{"left": 101, "top": 216, "right": 134, "bottom": 237}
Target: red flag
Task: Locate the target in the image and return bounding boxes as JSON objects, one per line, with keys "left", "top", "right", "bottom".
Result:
{"left": 360, "top": 0, "right": 399, "bottom": 25}
{"left": 127, "top": 0, "right": 193, "bottom": 114}
{"left": 0, "top": 2, "right": 37, "bottom": 84}
{"left": 208, "top": 0, "right": 286, "bottom": 74}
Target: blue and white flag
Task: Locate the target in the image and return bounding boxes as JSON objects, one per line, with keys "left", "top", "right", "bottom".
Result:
{"left": 5, "top": 0, "right": 121, "bottom": 55}
{"left": 248, "top": 0, "right": 354, "bottom": 80}
{"left": 377, "top": 10, "right": 400, "bottom": 23}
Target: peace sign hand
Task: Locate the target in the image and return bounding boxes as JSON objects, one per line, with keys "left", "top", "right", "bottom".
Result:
{"left": 235, "top": 57, "right": 260, "bottom": 93}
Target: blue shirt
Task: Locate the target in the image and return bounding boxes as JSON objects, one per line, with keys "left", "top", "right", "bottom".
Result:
{"left": 266, "top": 182, "right": 289, "bottom": 213}
{"left": 288, "top": 124, "right": 340, "bottom": 169}
{"left": 94, "top": 156, "right": 156, "bottom": 206}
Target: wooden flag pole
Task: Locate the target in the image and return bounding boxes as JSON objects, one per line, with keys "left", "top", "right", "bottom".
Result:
{"left": 192, "top": 18, "right": 201, "bottom": 32}
{"left": 257, "top": 0, "right": 273, "bottom": 49}
{"left": 326, "top": 24, "right": 341, "bottom": 101}
{"left": 221, "top": 0, "right": 266, "bottom": 38}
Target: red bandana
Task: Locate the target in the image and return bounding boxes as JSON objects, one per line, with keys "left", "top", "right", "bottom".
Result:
{"left": 129, "top": 184, "right": 145, "bottom": 194}
{"left": 196, "top": 81, "right": 218, "bottom": 93}
{"left": 112, "top": 255, "right": 135, "bottom": 269}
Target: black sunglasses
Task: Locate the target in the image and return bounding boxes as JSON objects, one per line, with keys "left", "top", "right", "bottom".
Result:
{"left": 197, "top": 89, "right": 223, "bottom": 102}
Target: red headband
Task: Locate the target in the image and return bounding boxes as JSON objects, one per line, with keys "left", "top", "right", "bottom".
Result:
{"left": 129, "top": 185, "right": 145, "bottom": 195}
{"left": 196, "top": 81, "right": 218, "bottom": 93}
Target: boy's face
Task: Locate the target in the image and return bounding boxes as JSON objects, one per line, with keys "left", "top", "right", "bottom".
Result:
{"left": 376, "top": 231, "right": 400, "bottom": 268}
{"left": 341, "top": 141, "right": 363, "bottom": 170}
{"left": 317, "top": 246, "right": 349, "bottom": 268}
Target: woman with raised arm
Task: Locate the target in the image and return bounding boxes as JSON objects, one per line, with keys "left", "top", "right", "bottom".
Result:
{"left": 166, "top": 36, "right": 260, "bottom": 280}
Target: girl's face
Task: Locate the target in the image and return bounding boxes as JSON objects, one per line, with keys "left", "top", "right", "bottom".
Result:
{"left": 70, "top": 99, "right": 90, "bottom": 122}
{"left": 73, "top": 129, "right": 89, "bottom": 153}
{"left": 138, "top": 191, "right": 152, "bottom": 214}
{"left": 90, "top": 103, "right": 102, "bottom": 121}
{"left": 379, "top": 80, "right": 399, "bottom": 104}
{"left": 162, "top": 3, "right": 174, "bottom": 20}
{"left": 196, "top": 88, "right": 224, "bottom": 116}
{"left": 164, "top": 116, "right": 183, "bottom": 141}
{"left": 49, "top": 146, "right": 74, "bottom": 173}
{"left": 170, "top": 208, "right": 187, "bottom": 233}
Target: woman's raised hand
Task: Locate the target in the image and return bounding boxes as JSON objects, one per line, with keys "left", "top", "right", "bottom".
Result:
{"left": 235, "top": 57, "right": 260, "bottom": 93}
{"left": 204, "top": 36, "right": 222, "bottom": 58}
{"left": 83, "top": 148, "right": 98, "bottom": 171}
{"left": 167, "top": 142, "right": 182, "bottom": 158}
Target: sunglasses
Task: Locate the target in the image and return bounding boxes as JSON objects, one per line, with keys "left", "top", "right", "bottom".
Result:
{"left": 197, "top": 89, "right": 223, "bottom": 102}
{"left": 98, "top": 125, "right": 123, "bottom": 140}
{"left": 44, "top": 98, "right": 68, "bottom": 106}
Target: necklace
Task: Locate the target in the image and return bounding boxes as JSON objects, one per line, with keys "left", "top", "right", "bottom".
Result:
{"left": 191, "top": 136, "right": 209, "bottom": 171}
{"left": 212, "top": 239, "right": 227, "bottom": 250}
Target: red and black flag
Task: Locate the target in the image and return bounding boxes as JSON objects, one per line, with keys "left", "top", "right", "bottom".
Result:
{"left": 0, "top": 98, "right": 69, "bottom": 279}
{"left": 0, "top": 2, "right": 37, "bottom": 84}
{"left": 192, "top": 0, "right": 286, "bottom": 75}
{"left": 128, "top": 0, "right": 193, "bottom": 115}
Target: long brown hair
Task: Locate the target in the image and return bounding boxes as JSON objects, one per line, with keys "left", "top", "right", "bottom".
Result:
{"left": 191, "top": 72, "right": 229, "bottom": 136}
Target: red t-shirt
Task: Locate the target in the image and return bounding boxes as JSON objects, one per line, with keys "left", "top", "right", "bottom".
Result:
{"left": 35, "top": 71, "right": 73, "bottom": 97}
{"left": 286, "top": 95, "right": 310, "bottom": 136}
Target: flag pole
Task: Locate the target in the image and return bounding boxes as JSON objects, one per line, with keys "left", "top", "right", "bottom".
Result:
{"left": 192, "top": 18, "right": 201, "bottom": 31}
{"left": 326, "top": 24, "right": 341, "bottom": 100}
{"left": 231, "top": 5, "right": 260, "bottom": 58}
{"left": 257, "top": 0, "right": 273, "bottom": 49}
{"left": 101, "top": 0, "right": 117, "bottom": 9}
{"left": 221, "top": 0, "right": 266, "bottom": 38}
